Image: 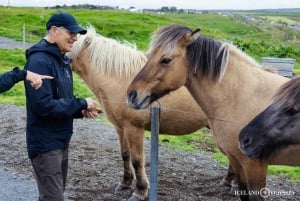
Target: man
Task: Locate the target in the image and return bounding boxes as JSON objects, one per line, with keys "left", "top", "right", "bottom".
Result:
{"left": 0, "top": 67, "right": 53, "bottom": 93}
{"left": 24, "top": 12, "right": 98, "bottom": 200}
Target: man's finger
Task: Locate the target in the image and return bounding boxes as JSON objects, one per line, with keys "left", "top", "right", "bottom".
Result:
{"left": 41, "top": 75, "right": 54, "bottom": 80}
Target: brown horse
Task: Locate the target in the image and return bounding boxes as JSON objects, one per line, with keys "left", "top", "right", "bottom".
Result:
{"left": 127, "top": 24, "right": 300, "bottom": 200}
{"left": 67, "top": 26, "right": 218, "bottom": 201}
{"left": 239, "top": 76, "right": 300, "bottom": 159}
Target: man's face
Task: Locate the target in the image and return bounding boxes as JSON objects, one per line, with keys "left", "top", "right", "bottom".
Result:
{"left": 53, "top": 27, "right": 78, "bottom": 53}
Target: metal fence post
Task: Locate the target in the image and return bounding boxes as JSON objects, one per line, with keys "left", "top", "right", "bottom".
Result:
{"left": 149, "top": 105, "right": 160, "bottom": 201}
{"left": 22, "top": 23, "right": 26, "bottom": 47}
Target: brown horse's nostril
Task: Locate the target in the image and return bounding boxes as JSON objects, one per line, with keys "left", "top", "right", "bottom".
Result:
{"left": 128, "top": 90, "right": 137, "bottom": 103}
{"left": 241, "top": 136, "right": 251, "bottom": 148}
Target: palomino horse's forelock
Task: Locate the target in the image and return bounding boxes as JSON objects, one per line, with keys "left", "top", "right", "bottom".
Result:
{"left": 147, "top": 24, "right": 229, "bottom": 83}
{"left": 273, "top": 76, "right": 300, "bottom": 111}
{"left": 69, "top": 26, "right": 147, "bottom": 78}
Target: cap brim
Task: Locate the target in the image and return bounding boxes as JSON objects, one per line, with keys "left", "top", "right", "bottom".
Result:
{"left": 66, "top": 25, "right": 87, "bottom": 35}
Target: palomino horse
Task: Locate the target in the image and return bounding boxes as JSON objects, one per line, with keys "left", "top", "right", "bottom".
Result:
{"left": 240, "top": 76, "right": 300, "bottom": 159}
{"left": 127, "top": 24, "right": 300, "bottom": 200}
{"left": 67, "top": 26, "right": 219, "bottom": 201}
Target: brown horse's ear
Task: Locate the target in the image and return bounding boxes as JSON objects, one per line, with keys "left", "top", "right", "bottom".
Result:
{"left": 180, "top": 28, "right": 201, "bottom": 46}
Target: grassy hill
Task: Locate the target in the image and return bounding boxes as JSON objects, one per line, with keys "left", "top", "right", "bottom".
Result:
{"left": 1, "top": 6, "right": 299, "bottom": 102}
{"left": 1, "top": 7, "right": 299, "bottom": 181}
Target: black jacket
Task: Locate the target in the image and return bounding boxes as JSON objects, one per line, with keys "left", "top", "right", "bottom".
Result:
{"left": 0, "top": 67, "right": 26, "bottom": 93}
{"left": 24, "top": 39, "right": 87, "bottom": 159}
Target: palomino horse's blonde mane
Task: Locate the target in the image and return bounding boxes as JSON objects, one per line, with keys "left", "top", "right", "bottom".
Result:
{"left": 69, "top": 26, "right": 147, "bottom": 78}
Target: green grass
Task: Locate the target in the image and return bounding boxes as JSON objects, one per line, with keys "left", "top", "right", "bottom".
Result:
{"left": 0, "top": 49, "right": 27, "bottom": 105}
{"left": 156, "top": 129, "right": 300, "bottom": 181}
{"left": 0, "top": 48, "right": 94, "bottom": 105}
{"left": 1, "top": 6, "right": 299, "bottom": 181}
{"left": 268, "top": 166, "right": 300, "bottom": 182}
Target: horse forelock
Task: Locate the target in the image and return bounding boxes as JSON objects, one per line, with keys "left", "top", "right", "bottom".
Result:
{"left": 70, "top": 26, "right": 147, "bottom": 78}
{"left": 274, "top": 76, "right": 300, "bottom": 111}
{"left": 147, "top": 24, "right": 192, "bottom": 57}
{"left": 147, "top": 24, "right": 229, "bottom": 83}
{"left": 187, "top": 37, "right": 229, "bottom": 82}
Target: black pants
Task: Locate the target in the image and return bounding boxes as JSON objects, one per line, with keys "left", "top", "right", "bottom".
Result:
{"left": 31, "top": 149, "right": 68, "bottom": 201}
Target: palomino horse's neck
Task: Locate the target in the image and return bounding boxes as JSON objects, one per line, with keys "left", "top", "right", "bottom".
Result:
{"left": 186, "top": 45, "right": 288, "bottom": 126}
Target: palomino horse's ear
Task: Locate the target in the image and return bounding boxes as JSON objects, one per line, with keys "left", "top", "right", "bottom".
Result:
{"left": 181, "top": 28, "right": 201, "bottom": 46}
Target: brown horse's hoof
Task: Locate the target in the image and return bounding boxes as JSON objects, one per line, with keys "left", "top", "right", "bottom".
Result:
{"left": 218, "top": 179, "right": 232, "bottom": 187}
{"left": 114, "top": 183, "right": 130, "bottom": 193}
{"left": 229, "top": 184, "right": 239, "bottom": 195}
{"left": 128, "top": 195, "right": 144, "bottom": 201}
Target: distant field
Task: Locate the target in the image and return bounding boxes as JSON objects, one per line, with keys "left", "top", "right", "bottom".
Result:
{"left": 0, "top": 6, "right": 299, "bottom": 96}
{"left": 254, "top": 11, "right": 300, "bottom": 22}
{"left": 263, "top": 16, "right": 298, "bottom": 24}
{"left": 0, "top": 6, "right": 299, "bottom": 98}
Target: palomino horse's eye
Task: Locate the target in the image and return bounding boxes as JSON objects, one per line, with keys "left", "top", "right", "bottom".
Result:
{"left": 160, "top": 58, "right": 172, "bottom": 64}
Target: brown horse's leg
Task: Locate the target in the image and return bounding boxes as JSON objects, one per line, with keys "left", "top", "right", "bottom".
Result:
{"left": 220, "top": 163, "right": 235, "bottom": 187}
{"left": 227, "top": 156, "right": 250, "bottom": 201}
{"left": 125, "top": 127, "right": 149, "bottom": 201}
{"left": 219, "top": 163, "right": 239, "bottom": 195}
{"left": 115, "top": 128, "right": 135, "bottom": 192}
{"left": 243, "top": 160, "right": 268, "bottom": 201}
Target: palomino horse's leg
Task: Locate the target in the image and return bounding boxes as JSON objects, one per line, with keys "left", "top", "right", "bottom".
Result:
{"left": 125, "top": 127, "right": 149, "bottom": 201}
{"left": 115, "top": 128, "right": 135, "bottom": 192}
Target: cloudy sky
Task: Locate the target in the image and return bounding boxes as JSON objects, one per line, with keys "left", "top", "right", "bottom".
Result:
{"left": 1, "top": 0, "right": 300, "bottom": 10}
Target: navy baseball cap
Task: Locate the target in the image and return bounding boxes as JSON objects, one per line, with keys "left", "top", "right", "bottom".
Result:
{"left": 46, "top": 12, "right": 87, "bottom": 35}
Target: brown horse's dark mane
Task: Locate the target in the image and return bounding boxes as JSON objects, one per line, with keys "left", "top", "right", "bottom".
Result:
{"left": 274, "top": 76, "right": 300, "bottom": 111}
{"left": 148, "top": 24, "right": 229, "bottom": 82}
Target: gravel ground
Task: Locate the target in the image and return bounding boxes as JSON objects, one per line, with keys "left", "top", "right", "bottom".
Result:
{"left": 0, "top": 169, "right": 37, "bottom": 201}
{"left": 0, "top": 104, "right": 300, "bottom": 201}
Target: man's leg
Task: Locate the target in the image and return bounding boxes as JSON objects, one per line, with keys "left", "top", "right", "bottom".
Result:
{"left": 31, "top": 149, "right": 65, "bottom": 201}
{"left": 61, "top": 148, "right": 69, "bottom": 190}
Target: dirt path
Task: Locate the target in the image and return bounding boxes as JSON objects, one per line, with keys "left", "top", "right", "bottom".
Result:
{"left": 0, "top": 104, "right": 299, "bottom": 201}
{"left": 0, "top": 36, "right": 32, "bottom": 49}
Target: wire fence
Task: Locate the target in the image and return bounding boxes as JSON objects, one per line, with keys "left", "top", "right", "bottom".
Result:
{"left": 1, "top": 24, "right": 47, "bottom": 48}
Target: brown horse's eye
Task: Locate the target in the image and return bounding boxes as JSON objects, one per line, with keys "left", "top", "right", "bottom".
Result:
{"left": 286, "top": 108, "right": 298, "bottom": 116}
{"left": 160, "top": 58, "right": 172, "bottom": 64}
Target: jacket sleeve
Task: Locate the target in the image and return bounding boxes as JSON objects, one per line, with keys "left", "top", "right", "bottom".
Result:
{"left": 24, "top": 54, "right": 87, "bottom": 119}
{"left": 0, "top": 67, "right": 26, "bottom": 93}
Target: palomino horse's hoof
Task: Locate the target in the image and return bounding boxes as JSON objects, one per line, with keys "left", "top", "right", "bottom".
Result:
{"left": 128, "top": 195, "right": 144, "bottom": 201}
{"left": 115, "top": 183, "right": 130, "bottom": 193}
